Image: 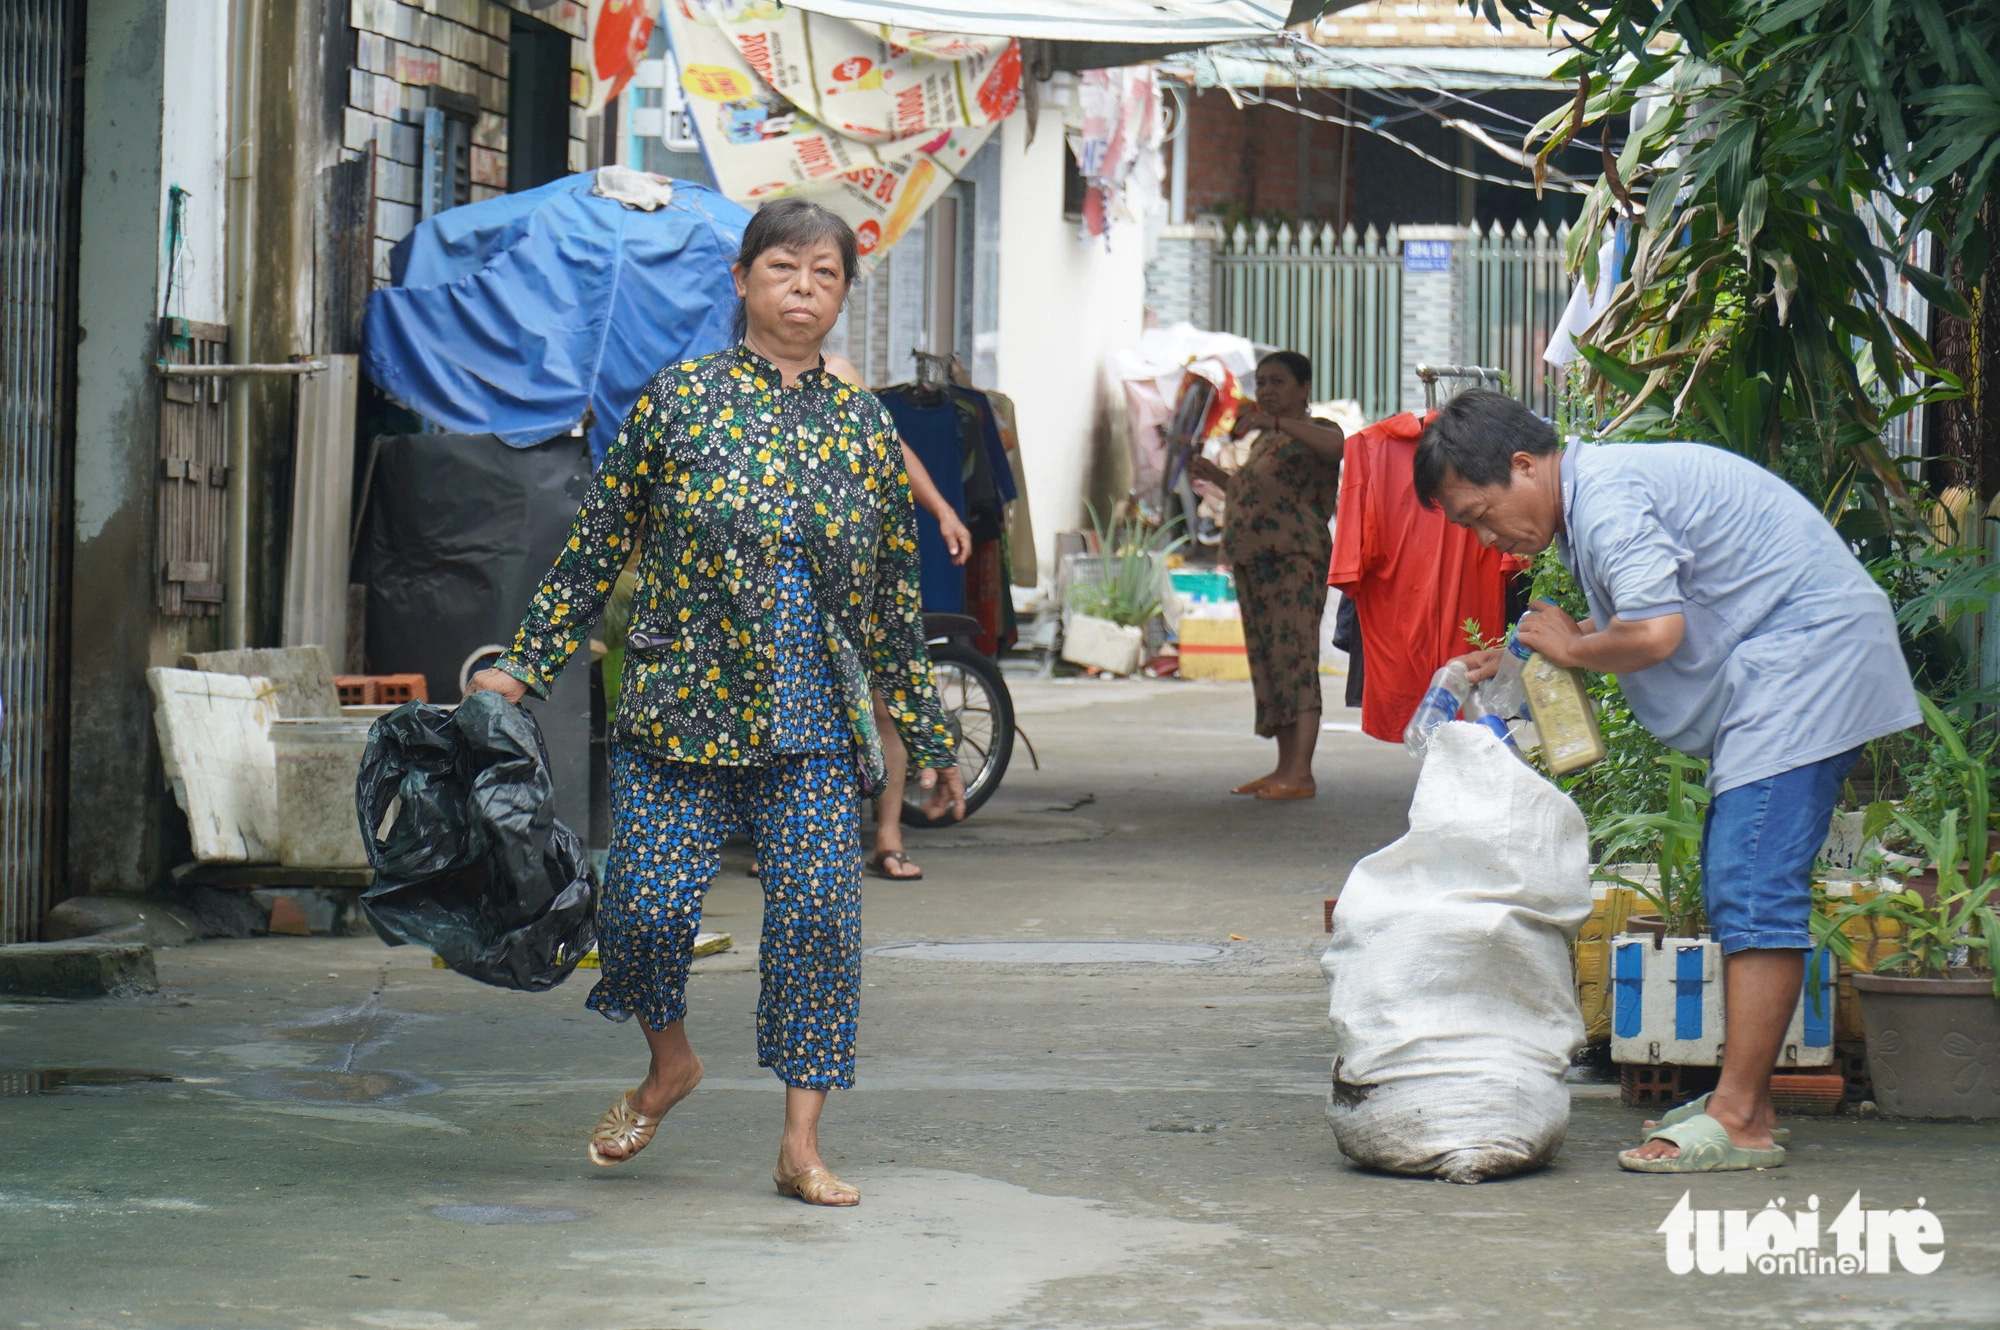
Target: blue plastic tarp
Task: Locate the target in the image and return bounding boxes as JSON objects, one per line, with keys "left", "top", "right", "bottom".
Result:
{"left": 363, "top": 172, "right": 751, "bottom": 464}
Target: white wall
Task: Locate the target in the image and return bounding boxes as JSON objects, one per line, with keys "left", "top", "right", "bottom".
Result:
{"left": 158, "top": 0, "right": 230, "bottom": 326}
{"left": 993, "top": 106, "right": 1150, "bottom": 574}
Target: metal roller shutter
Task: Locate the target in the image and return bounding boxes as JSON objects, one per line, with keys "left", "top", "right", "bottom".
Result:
{"left": 0, "top": 0, "right": 81, "bottom": 941}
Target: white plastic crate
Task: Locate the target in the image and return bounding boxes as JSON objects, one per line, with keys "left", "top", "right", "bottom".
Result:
{"left": 1609, "top": 935, "right": 1836, "bottom": 1067}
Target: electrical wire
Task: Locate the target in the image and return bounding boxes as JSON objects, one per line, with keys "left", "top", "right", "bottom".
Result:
{"left": 1224, "top": 85, "right": 1606, "bottom": 194}
{"left": 1175, "top": 32, "right": 1572, "bottom": 125}
{"left": 1162, "top": 31, "right": 1643, "bottom": 195}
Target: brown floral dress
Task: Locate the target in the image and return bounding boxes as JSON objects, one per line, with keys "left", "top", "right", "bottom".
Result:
{"left": 1221, "top": 419, "right": 1341, "bottom": 737}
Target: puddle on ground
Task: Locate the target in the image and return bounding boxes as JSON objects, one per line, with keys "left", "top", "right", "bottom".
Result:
{"left": 429, "top": 1204, "right": 592, "bottom": 1225}
{"left": 0, "top": 1068, "right": 177, "bottom": 1096}
{"left": 236, "top": 985, "right": 431, "bottom": 1105}
{"left": 271, "top": 1006, "right": 409, "bottom": 1055}
{"left": 0, "top": 1068, "right": 177, "bottom": 1095}
{"left": 867, "top": 941, "right": 1225, "bottom": 965}
{"left": 244, "top": 1068, "right": 436, "bottom": 1106}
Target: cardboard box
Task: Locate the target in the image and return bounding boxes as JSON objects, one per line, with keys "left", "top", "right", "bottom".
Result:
{"left": 1178, "top": 616, "right": 1249, "bottom": 681}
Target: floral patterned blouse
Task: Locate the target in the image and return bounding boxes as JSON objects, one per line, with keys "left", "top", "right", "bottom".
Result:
{"left": 495, "top": 344, "right": 956, "bottom": 788}
{"left": 1220, "top": 418, "right": 1343, "bottom": 562}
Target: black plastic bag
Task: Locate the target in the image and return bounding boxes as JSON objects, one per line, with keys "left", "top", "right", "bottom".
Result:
{"left": 355, "top": 690, "right": 596, "bottom": 991}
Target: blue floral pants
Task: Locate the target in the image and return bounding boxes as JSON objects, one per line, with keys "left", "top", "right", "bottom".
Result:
{"left": 588, "top": 744, "right": 862, "bottom": 1090}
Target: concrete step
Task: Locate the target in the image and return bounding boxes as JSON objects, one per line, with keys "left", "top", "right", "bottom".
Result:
{"left": 0, "top": 940, "right": 159, "bottom": 999}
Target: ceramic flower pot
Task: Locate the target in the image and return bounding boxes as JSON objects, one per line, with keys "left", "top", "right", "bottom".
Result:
{"left": 1850, "top": 973, "right": 2000, "bottom": 1120}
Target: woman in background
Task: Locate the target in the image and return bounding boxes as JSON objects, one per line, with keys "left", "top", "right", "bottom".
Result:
{"left": 825, "top": 353, "right": 971, "bottom": 882}
{"left": 1187, "top": 351, "right": 1345, "bottom": 799}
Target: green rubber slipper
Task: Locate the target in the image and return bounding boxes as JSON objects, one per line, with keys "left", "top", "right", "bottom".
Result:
{"left": 1618, "top": 1113, "right": 1786, "bottom": 1173}
{"left": 1650, "top": 1092, "right": 1789, "bottom": 1146}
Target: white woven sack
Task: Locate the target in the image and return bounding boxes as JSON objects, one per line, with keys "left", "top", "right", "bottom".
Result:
{"left": 1320, "top": 721, "right": 1591, "bottom": 1183}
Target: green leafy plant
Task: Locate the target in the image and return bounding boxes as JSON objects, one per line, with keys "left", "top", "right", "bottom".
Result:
{"left": 1461, "top": 617, "right": 1501, "bottom": 651}
{"left": 1813, "top": 695, "right": 2000, "bottom": 996}
{"left": 1481, "top": 0, "right": 2000, "bottom": 533}
{"left": 1591, "top": 752, "right": 1712, "bottom": 937}
{"left": 1070, "top": 505, "right": 1187, "bottom": 628}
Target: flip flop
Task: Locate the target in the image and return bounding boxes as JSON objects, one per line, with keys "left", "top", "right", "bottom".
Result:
{"left": 1255, "top": 780, "right": 1316, "bottom": 800}
{"left": 1650, "top": 1092, "right": 1789, "bottom": 1145}
{"left": 1617, "top": 1113, "right": 1786, "bottom": 1173}
{"left": 868, "top": 849, "right": 923, "bottom": 881}
{"left": 1230, "top": 776, "right": 1274, "bottom": 795}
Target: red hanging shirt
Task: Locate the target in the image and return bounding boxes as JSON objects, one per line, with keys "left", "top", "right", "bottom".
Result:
{"left": 1327, "top": 412, "right": 1515, "bottom": 742}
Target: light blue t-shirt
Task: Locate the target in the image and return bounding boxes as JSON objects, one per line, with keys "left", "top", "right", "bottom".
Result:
{"left": 1558, "top": 442, "right": 1918, "bottom": 794}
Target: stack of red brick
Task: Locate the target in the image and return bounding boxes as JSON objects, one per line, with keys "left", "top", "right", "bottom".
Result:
{"left": 335, "top": 674, "right": 428, "bottom": 706}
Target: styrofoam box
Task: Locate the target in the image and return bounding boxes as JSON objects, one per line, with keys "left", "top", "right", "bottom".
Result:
{"left": 1061, "top": 613, "right": 1144, "bottom": 676}
{"left": 1610, "top": 935, "right": 1835, "bottom": 1067}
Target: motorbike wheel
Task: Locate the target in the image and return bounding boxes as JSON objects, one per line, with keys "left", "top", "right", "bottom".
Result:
{"left": 901, "top": 641, "right": 1014, "bottom": 828}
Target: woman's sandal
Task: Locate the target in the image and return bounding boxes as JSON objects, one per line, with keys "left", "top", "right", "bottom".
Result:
{"left": 1255, "top": 779, "right": 1316, "bottom": 800}
{"left": 1230, "top": 775, "right": 1275, "bottom": 795}
{"left": 867, "top": 849, "right": 923, "bottom": 881}
{"left": 774, "top": 1163, "right": 861, "bottom": 1207}
{"left": 587, "top": 1091, "right": 662, "bottom": 1167}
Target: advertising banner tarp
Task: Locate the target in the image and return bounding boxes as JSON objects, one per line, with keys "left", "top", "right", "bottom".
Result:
{"left": 585, "top": 0, "right": 656, "bottom": 115}
{"left": 662, "top": 0, "right": 1021, "bottom": 274}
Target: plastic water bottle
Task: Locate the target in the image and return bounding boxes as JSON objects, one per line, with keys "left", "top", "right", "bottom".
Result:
{"left": 1403, "top": 660, "right": 1471, "bottom": 757}
{"left": 1478, "top": 621, "right": 1534, "bottom": 722}
{"left": 1460, "top": 688, "right": 1520, "bottom": 751}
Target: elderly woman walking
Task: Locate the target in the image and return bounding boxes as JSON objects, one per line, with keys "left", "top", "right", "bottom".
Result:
{"left": 469, "top": 198, "right": 963, "bottom": 1207}
{"left": 1188, "top": 351, "right": 1346, "bottom": 798}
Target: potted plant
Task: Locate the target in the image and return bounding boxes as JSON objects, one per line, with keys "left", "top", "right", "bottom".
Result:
{"left": 1594, "top": 752, "right": 1710, "bottom": 938}
{"left": 1061, "top": 507, "right": 1184, "bottom": 676}
{"left": 1813, "top": 697, "right": 2000, "bottom": 1119}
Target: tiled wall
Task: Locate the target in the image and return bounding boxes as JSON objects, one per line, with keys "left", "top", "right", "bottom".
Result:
{"left": 1143, "top": 223, "right": 1219, "bottom": 329}
{"left": 343, "top": 0, "right": 592, "bottom": 281}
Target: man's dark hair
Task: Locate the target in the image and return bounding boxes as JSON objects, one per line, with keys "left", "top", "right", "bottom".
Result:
{"left": 733, "top": 197, "right": 858, "bottom": 338}
{"left": 1258, "top": 350, "right": 1312, "bottom": 387}
{"left": 1412, "top": 388, "right": 1559, "bottom": 510}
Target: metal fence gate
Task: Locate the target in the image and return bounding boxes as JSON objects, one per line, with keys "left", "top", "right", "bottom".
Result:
{"left": 1465, "top": 219, "right": 1572, "bottom": 420}
{"left": 1213, "top": 219, "right": 1573, "bottom": 424}
{"left": 0, "top": 0, "right": 81, "bottom": 941}
{"left": 1213, "top": 221, "right": 1403, "bottom": 420}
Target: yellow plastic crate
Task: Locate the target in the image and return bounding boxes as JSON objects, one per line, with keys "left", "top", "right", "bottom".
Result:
{"left": 1178, "top": 616, "right": 1250, "bottom": 681}
{"left": 1575, "top": 882, "right": 1641, "bottom": 1042}
{"left": 1816, "top": 883, "right": 1903, "bottom": 1043}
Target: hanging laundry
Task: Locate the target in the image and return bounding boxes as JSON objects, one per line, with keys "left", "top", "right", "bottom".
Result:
{"left": 1072, "top": 67, "right": 1164, "bottom": 244}
{"left": 984, "top": 389, "right": 1038, "bottom": 587}
{"left": 950, "top": 389, "right": 1016, "bottom": 541}
{"left": 877, "top": 386, "right": 970, "bottom": 613}
{"left": 1327, "top": 412, "right": 1514, "bottom": 744}
{"left": 963, "top": 541, "right": 1010, "bottom": 657}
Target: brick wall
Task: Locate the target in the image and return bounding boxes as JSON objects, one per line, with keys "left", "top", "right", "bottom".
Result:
{"left": 1181, "top": 89, "right": 1352, "bottom": 224}
{"left": 344, "top": 0, "right": 592, "bottom": 282}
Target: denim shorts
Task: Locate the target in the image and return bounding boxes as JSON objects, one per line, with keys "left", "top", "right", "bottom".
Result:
{"left": 1699, "top": 746, "right": 1861, "bottom": 954}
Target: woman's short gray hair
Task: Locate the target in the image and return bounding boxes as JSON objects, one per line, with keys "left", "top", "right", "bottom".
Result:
{"left": 732, "top": 198, "right": 857, "bottom": 340}
{"left": 737, "top": 197, "right": 858, "bottom": 284}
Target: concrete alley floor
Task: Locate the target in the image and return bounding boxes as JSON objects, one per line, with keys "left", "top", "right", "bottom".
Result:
{"left": 3, "top": 676, "right": 1997, "bottom": 1329}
